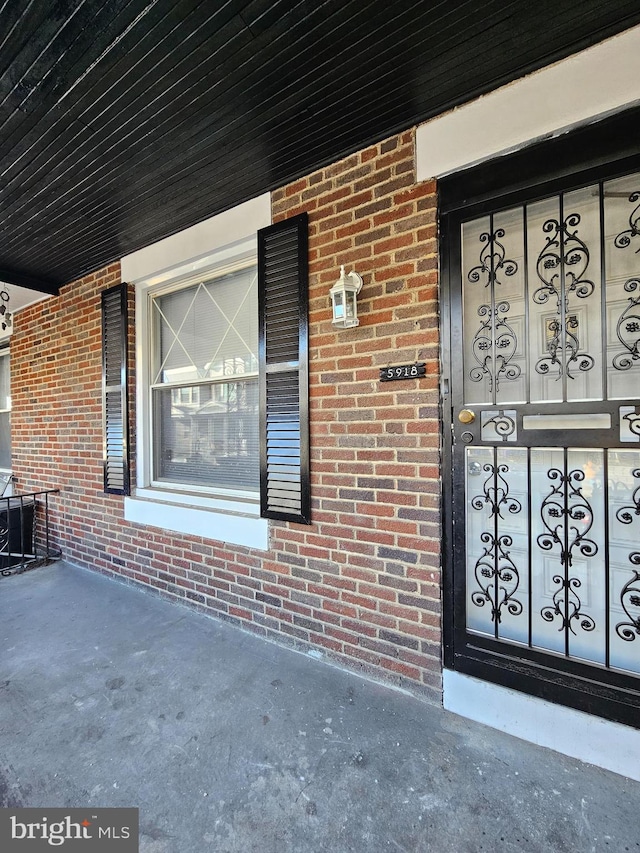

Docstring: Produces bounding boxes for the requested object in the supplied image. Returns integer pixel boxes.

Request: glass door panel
[465,446,529,644]
[461,214,490,407]
[456,169,640,692]
[462,209,526,406]
[527,188,603,404]
[530,448,605,664]
[527,196,562,404]
[604,175,640,399]
[608,450,640,675]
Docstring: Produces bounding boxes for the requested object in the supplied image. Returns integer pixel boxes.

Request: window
[0,349,11,471]
[122,197,309,546]
[149,262,259,496]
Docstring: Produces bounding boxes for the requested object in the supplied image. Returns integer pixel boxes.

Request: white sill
[124,488,269,550]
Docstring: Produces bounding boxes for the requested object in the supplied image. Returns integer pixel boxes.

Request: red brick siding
[11,129,442,700]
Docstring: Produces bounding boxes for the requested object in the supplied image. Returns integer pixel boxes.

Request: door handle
[458,409,476,424]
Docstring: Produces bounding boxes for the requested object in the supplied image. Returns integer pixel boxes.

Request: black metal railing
[0,489,61,577]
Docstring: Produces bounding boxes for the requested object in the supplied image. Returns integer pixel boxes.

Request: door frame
[439,106,640,727]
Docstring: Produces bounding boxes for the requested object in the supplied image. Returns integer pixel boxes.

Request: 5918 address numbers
[379,363,426,382]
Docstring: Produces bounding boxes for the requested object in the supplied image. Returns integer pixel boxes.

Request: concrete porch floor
[1,562,639,853]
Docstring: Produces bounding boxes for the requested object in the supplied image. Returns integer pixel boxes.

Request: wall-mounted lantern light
[0,290,11,332]
[329,265,363,328]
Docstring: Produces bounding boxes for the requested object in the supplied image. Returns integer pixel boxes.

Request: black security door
[442,155,640,726]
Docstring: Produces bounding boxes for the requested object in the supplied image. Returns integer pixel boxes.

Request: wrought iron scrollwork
[472,462,522,518]
[614,190,640,252]
[616,566,640,642]
[613,278,640,371]
[470,301,521,391]
[541,574,596,634]
[622,410,640,439]
[616,468,640,526]
[470,462,523,625]
[615,468,640,641]
[468,229,518,287]
[533,214,595,380]
[472,532,523,624]
[467,228,520,393]
[482,410,516,442]
[538,467,597,634]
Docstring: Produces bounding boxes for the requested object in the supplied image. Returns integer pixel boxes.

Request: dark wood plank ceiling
[1,0,639,292]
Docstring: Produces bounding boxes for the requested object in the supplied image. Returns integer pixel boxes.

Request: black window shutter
[101,283,130,496]
[258,213,310,524]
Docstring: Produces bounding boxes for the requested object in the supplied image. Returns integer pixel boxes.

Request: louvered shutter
[101,283,130,495]
[258,213,310,524]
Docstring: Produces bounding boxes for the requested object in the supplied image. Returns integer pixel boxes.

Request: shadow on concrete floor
[1,561,639,853]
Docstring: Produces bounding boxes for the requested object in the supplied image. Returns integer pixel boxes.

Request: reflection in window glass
[150,265,259,494]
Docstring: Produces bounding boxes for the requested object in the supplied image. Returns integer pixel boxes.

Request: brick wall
[270,129,441,694]
[11,129,442,700]
[11,265,124,558]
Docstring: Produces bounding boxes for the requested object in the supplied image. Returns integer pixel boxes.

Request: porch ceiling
[1,1,640,294]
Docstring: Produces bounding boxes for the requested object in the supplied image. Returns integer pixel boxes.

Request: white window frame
[122,194,271,549]
[144,254,259,501]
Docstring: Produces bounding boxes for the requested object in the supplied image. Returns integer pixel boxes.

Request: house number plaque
[379,363,426,382]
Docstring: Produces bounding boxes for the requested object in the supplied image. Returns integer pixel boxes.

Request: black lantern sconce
[0,290,11,332]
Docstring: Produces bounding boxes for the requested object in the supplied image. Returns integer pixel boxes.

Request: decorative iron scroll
[616,568,640,642]
[615,468,640,641]
[470,461,523,624]
[470,302,521,391]
[467,228,520,392]
[622,410,640,440]
[614,190,640,252]
[481,410,516,442]
[471,532,523,624]
[613,278,640,371]
[472,462,522,519]
[616,468,640,526]
[533,214,595,380]
[538,467,597,634]
[468,228,518,288]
